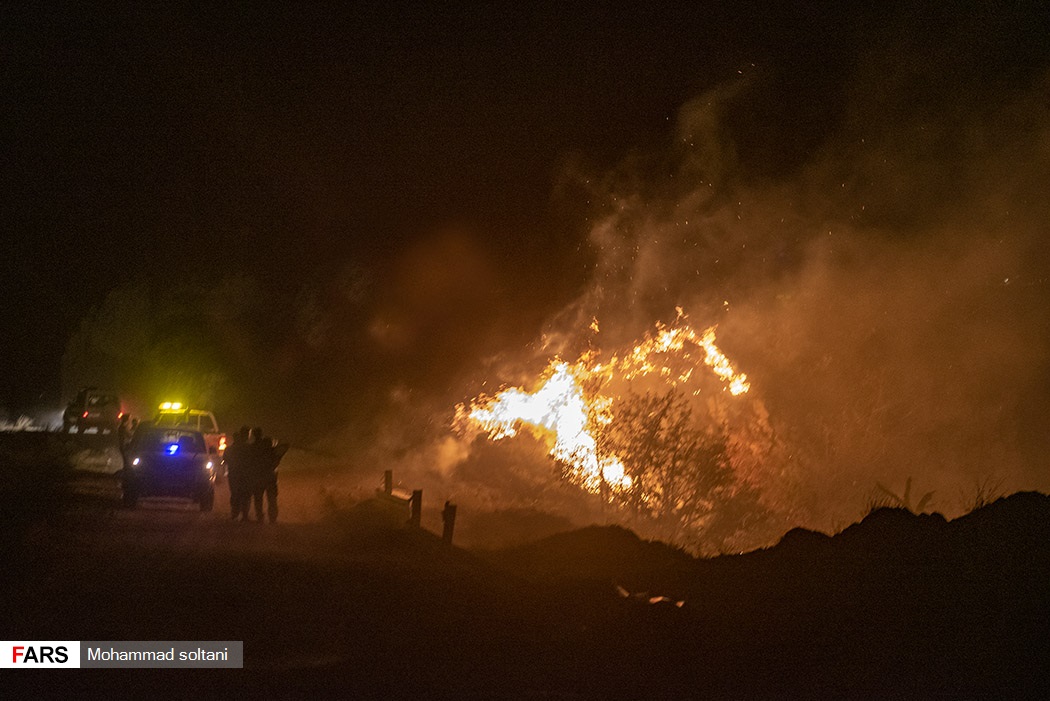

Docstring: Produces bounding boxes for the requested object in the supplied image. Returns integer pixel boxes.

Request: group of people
[222,426,287,523]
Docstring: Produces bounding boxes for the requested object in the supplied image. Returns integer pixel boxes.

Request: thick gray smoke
[546,68,1050,528]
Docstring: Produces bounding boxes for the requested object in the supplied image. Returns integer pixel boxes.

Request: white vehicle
[153,403,227,458]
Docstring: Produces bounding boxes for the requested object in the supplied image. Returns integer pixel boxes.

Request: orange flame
[456,311,750,495]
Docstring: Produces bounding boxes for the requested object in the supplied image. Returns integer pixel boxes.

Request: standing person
[267,436,288,522]
[249,426,286,523]
[224,426,251,521]
[116,414,133,469]
[248,427,272,523]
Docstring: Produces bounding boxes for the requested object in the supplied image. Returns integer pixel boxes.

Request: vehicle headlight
[205,461,214,471]
[131,457,141,466]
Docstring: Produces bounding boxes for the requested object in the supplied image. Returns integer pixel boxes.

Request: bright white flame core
[465,362,628,491]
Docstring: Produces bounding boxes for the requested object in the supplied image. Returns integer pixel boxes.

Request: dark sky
[3,1,1049,414]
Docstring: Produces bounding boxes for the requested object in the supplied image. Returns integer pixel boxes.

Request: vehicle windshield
[155,413,191,428]
[132,429,205,454]
[86,394,118,406]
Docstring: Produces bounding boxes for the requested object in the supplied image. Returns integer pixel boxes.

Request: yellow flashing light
[159,401,184,412]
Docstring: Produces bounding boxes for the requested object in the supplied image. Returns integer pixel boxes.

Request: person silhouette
[223,426,252,521]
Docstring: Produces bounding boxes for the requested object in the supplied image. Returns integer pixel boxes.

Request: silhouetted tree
[596,389,769,549]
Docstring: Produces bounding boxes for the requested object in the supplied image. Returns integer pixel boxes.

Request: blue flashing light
[166,443,179,455]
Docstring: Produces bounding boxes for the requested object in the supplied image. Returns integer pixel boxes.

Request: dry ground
[2,431,1049,699]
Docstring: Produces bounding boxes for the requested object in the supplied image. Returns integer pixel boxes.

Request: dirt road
[2,438,573,698]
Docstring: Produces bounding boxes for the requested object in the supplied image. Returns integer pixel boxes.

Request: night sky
[4,1,1050,454]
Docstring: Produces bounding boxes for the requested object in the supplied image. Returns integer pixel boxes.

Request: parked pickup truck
[152,403,227,458]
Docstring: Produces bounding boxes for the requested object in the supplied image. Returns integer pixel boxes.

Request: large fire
[455,309,750,496]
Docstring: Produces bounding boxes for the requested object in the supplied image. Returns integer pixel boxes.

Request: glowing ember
[455,311,750,495]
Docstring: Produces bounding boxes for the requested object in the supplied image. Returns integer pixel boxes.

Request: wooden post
[409,490,422,527]
[441,501,457,544]
[383,469,393,495]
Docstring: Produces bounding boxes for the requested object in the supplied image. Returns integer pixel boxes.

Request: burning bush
[597,389,773,551]
[454,311,785,553]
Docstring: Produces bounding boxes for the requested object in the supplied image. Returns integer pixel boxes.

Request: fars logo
[1,641,81,668]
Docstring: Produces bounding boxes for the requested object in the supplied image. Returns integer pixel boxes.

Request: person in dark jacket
[223,426,252,521]
[249,426,287,523]
[116,414,133,469]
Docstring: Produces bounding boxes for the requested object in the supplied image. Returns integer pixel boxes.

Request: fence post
[409,490,422,527]
[383,470,393,495]
[441,501,457,544]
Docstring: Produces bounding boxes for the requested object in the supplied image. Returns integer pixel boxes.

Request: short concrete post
[409,489,422,527]
[383,470,393,495]
[441,501,457,544]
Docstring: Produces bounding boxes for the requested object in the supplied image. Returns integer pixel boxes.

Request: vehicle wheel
[199,489,215,512]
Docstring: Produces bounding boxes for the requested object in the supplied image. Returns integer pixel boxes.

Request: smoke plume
[542,64,1050,528]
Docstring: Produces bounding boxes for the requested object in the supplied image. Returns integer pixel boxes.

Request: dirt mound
[454,507,575,550]
[488,524,700,599]
[951,490,1050,539]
